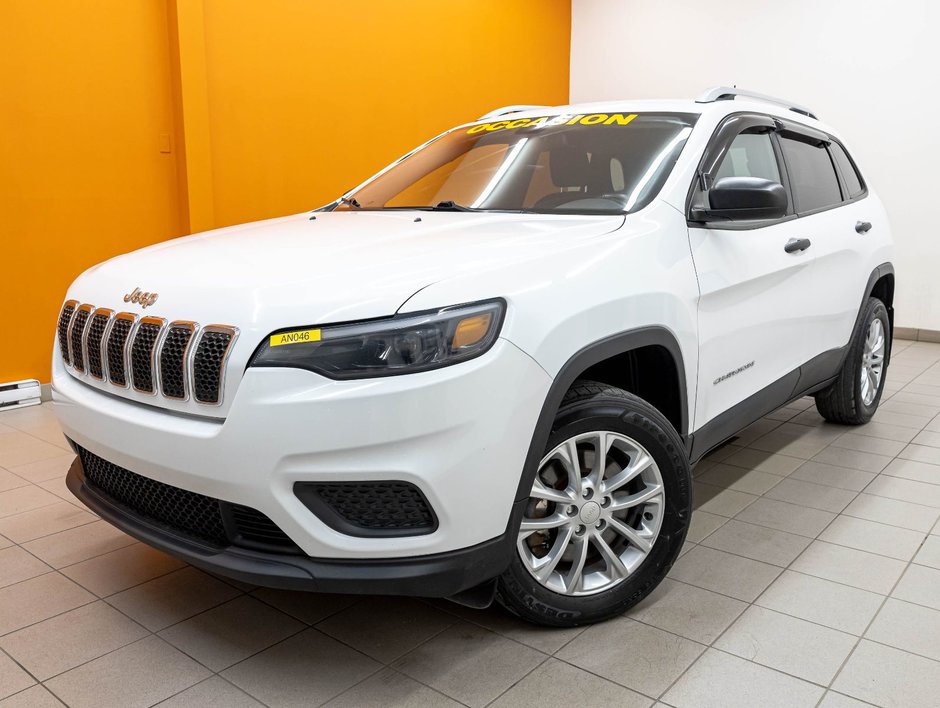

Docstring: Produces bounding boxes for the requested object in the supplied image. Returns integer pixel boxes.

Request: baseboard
[895,326,940,343]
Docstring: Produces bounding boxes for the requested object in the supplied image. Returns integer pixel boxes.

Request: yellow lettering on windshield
[467,113,637,134]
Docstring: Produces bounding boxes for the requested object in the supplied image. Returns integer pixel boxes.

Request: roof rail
[477,104,548,120]
[696,86,818,120]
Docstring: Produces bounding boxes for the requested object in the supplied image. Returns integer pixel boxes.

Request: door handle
[856,221,873,234]
[784,238,812,253]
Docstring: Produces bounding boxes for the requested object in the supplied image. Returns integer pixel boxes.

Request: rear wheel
[815,297,890,424]
[496,381,691,626]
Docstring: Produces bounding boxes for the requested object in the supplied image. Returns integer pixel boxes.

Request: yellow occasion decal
[269,329,321,347]
[467,113,637,134]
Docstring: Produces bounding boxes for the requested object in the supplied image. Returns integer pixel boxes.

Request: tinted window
[715,132,780,183]
[779,136,842,212]
[830,142,864,199]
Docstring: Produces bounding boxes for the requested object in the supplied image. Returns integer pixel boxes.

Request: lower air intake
[294,481,438,537]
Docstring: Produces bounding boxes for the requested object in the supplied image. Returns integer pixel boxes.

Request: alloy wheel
[517,431,665,596]
[860,318,886,406]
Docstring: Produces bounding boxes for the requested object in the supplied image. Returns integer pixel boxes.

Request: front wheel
[496,381,691,627]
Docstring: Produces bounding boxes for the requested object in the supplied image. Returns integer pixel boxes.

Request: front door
[689,114,817,433]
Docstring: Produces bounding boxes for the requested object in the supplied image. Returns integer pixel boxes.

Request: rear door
[688,114,818,432]
[778,131,876,361]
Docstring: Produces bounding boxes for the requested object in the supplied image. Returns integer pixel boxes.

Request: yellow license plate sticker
[269,329,321,347]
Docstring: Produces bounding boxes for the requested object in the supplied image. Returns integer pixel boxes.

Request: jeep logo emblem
[123,287,159,309]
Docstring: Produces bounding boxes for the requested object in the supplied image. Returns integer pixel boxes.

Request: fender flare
[511,326,688,507]
[849,262,895,368]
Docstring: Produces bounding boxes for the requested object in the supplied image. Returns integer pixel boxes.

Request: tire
[496,380,692,627]
[815,297,890,425]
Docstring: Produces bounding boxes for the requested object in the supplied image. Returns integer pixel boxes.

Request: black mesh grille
[106,318,133,386]
[159,326,195,399]
[69,309,90,373]
[80,445,227,545]
[86,314,110,379]
[230,505,299,549]
[193,331,232,403]
[131,322,162,393]
[302,482,436,532]
[77,445,298,552]
[57,303,76,364]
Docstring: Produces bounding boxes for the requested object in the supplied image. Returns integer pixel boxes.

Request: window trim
[687,112,869,230]
[828,139,868,203]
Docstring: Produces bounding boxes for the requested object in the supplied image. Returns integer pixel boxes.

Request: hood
[71,210,625,327]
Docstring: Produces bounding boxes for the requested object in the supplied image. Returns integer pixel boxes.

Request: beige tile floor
[1,340,940,707]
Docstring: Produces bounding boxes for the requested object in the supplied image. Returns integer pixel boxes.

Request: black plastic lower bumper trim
[66,456,515,597]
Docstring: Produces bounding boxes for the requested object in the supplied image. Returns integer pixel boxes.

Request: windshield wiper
[337,196,362,209]
[426,200,474,211]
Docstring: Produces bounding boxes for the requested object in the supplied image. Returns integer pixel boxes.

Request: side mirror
[692,176,788,222]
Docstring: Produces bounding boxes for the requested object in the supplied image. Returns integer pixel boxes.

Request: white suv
[52,87,894,626]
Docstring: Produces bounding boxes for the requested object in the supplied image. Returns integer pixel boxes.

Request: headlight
[249,299,505,379]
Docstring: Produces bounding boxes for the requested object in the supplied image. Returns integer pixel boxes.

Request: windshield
[336,112,697,215]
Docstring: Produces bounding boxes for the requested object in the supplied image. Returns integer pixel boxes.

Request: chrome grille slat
[68,305,93,374]
[85,309,113,380]
[56,301,236,406]
[57,300,78,365]
[157,322,198,400]
[192,326,237,405]
[106,314,136,387]
[130,318,166,394]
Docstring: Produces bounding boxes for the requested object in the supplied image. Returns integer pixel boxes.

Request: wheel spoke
[592,533,628,580]
[609,483,663,511]
[607,516,653,554]
[601,450,652,495]
[586,431,612,488]
[551,439,582,494]
[530,478,574,505]
[532,525,574,581]
[563,536,589,593]
[520,513,570,533]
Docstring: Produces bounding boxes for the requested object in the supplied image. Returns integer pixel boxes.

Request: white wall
[571,0,940,331]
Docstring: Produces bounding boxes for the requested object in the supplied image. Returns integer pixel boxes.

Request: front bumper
[66,455,512,596]
[52,339,550,560]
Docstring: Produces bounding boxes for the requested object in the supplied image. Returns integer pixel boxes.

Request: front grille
[159,324,195,399]
[130,320,163,393]
[86,311,111,379]
[57,300,77,364]
[69,306,92,373]
[295,481,437,537]
[192,330,233,404]
[77,445,299,552]
[106,316,134,386]
[56,301,237,406]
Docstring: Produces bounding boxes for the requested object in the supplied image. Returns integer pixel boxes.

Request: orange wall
[1,0,182,384]
[199,0,572,227]
[0,0,571,383]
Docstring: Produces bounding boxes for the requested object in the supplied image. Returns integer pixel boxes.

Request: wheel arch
[513,327,688,506]
[858,262,895,366]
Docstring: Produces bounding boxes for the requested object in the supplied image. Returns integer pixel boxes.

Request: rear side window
[779,136,842,213]
[830,142,864,199]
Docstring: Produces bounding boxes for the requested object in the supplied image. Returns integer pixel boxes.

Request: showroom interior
[2,0,940,706]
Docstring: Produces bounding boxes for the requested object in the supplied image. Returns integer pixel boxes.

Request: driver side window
[715,132,780,183]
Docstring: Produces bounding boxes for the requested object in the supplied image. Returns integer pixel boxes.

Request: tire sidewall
[500,395,691,625]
